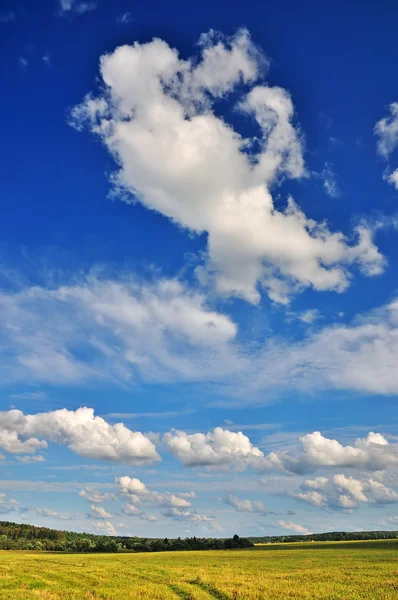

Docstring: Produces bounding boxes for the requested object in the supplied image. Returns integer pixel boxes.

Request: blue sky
[0,0,398,537]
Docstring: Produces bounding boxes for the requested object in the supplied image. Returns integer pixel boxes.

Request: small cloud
[74,2,97,14]
[42,54,51,66]
[276,519,310,534]
[375,102,398,159]
[79,487,117,503]
[118,12,132,24]
[36,507,80,520]
[122,503,157,522]
[225,494,276,515]
[58,0,97,15]
[16,455,46,463]
[91,520,117,535]
[383,168,398,191]
[329,137,343,150]
[299,309,320,324]
[18,57,28,68]
[0,10,15,22]
[87,504,112,519]
[0,495,24,515]
[319,163,340,198]
[375,103,398,190]
[387,515,398,524]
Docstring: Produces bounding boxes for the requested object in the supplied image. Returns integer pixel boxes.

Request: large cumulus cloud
[71,29,384,305]
[0,407,159,464]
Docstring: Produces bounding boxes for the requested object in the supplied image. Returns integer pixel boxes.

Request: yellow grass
[0,539,397,599]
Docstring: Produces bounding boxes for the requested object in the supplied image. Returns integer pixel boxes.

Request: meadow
[0,539,397,600]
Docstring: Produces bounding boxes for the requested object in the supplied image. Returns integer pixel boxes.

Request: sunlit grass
[0,539,397,599]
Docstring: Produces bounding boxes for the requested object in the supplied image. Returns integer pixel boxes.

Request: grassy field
[0,539,397,600]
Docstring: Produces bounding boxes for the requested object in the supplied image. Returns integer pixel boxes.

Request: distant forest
[248,530,398,544]
[0,521,396,553]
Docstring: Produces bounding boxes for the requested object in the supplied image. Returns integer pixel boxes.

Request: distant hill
[0,521,396,553]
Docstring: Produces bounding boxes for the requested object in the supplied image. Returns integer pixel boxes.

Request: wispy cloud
[375,103,398,190]
[225,494,276,515]
[117,12,132,24]
[58,0,97,16]
[276,519,310,534]
[313,163,340,198]
[2,273,398,399]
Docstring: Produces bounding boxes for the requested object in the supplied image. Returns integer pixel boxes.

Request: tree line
[248,530,398,544]
[0,522,252,552]
[0,521,396,553]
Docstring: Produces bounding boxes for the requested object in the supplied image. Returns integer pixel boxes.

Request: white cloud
[161,507,214,522]
[294,474,398,509]
[292,490,325,507]
[122,503,157,521]
[375,103,398,190]
[71,29,383,305]
[116,475,193,508]
[58,0,97,15]
[375,103,398,158]
[115,476,212,523]
[298,309,320,324]
[250,298,398,396]
[118,12,132,24]
[266,431,398,474]
[88,504,112,519]
[0,407,159,464]
[0,495,22,515]
[276,520,310,534]
[115,476,194,510]
[315,163,340,198]
[18,57,28,68]
[387,515,398,524]
[116,476,148,496]
[91,520,116,535]
[4,274,398,398]
[79,487,116,503]
[36,508,80,520]
[385,168,398,190]
[164,427,268,470]
[16,455,45,463]
[225,494,275,515]
[0,275,238,386]
[0,427,47,455]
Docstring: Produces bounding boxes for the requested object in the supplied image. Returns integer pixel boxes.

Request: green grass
[0,539,397,599]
